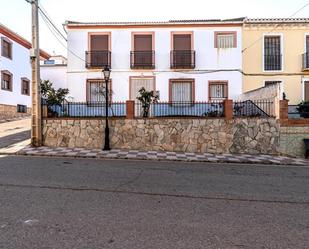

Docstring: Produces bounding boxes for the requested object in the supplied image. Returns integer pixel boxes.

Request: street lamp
[103,66,111,150]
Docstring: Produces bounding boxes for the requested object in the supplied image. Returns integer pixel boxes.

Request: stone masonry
[43,118,280,155]
[0,104,31,120]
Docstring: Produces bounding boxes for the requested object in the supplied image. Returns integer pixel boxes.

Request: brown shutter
[90,35,109,51]
[3,73,10,82]
[307,36,309,52]
[134,35,152,51]
[173,34,191,50]
[305,81,309,101]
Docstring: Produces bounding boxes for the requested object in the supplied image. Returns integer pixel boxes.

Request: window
[1,37,12,59]
[215,32,237,48]
[17,104,27,113]
[171,32,195,69]
[86,79,112,103]
[169,79,194,103]
[131,33,154,69]
[21,78,30,95]
[264,36,282,71]
[209,81,228,100]
[1,70,13,91]
[264,81,281,87]
[86,33,111,68]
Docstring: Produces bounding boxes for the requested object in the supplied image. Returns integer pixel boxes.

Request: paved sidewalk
[15,146,309,166]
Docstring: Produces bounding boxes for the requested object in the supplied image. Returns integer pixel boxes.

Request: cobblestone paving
[16,146,309,166]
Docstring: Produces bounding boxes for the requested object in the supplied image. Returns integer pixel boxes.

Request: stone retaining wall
[0,104,31,120]
[43,118,280,155]
[280,126,309,158]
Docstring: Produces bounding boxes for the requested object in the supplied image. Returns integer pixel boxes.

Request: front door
[130,77,155,116]
[305,81,309,101]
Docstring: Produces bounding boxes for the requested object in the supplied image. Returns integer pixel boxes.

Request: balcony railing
[130,51,155,69]
[302,52,309,71]
[85,51,111,69]
[264,54,282,71]
[170,50,195,69]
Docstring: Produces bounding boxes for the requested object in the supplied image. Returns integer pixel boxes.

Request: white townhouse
[41,55,67,90]
[64,18,244,103]
[0,23,50,119]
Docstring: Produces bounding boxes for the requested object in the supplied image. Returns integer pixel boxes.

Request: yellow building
[243,18,309,104]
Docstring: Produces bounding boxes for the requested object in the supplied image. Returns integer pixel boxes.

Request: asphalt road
[0,156,308,249]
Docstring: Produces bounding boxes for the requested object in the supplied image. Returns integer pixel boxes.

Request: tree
[136,87,158,117]
[41,80,69,116]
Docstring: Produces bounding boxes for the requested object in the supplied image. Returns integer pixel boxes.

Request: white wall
[41,65,67,90]
[0,32,31,107]
[66,26,243,102]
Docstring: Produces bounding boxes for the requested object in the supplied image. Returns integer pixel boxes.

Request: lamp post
[103,66,111,150]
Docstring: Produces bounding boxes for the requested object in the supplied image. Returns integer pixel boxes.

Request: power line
[38,5,67,41]
[242,1,309,53]
[39,11,86,62]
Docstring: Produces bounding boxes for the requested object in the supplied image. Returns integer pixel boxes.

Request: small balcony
[170,50,195,69]
[302,52,309,71]
[85,51,111,69]
[264,54,282,71]
[130,51,155,69]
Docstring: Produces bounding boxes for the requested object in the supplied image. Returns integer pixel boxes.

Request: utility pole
[30,0,42,147]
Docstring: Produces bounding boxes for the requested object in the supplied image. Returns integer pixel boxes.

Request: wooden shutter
[306,36,309,52]
[173,34,191,50]
[134,35,152,51]
[90,35,109,51]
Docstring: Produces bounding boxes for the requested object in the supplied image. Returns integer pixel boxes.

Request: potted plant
[297,101,309,118]
[136,87,158,117]
[41,80,69,117]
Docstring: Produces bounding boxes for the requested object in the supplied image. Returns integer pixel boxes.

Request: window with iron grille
[17,104,27,113]
[215,32,236,48]
[1,71,13,91]
[86,79,112,103]
[21,78,30,95]
[170,79,194,103]
[1,37,12,59]
[264,81,281,87]
[209,82,228,100]
[264,36,282,71]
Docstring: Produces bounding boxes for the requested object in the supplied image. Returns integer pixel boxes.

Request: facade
[41,55,67,90]
[0,23,50,119]
[64,19,243,103]
[243,18,309,105]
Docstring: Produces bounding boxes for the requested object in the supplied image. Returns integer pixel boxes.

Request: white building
[41,55,67,90]
[64,19,244,103]
[0,23,50,119]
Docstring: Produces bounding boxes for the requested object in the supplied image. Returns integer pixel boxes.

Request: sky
[0,0,309,56]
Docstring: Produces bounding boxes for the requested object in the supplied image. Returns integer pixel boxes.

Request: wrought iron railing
[135,101,224,117]
[302,52,309,70]
[43,101,126,118]
[85,51,111,69]
[233,100,274,117]
[130,51,155,69]
[264,54,282,71]
[170,50,195,69]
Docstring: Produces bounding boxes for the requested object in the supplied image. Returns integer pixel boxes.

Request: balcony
[170,50,195,69]
[264,54,282,71]
[85,51,111,69]
[130,51,155,69]
[302,52,309,71]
